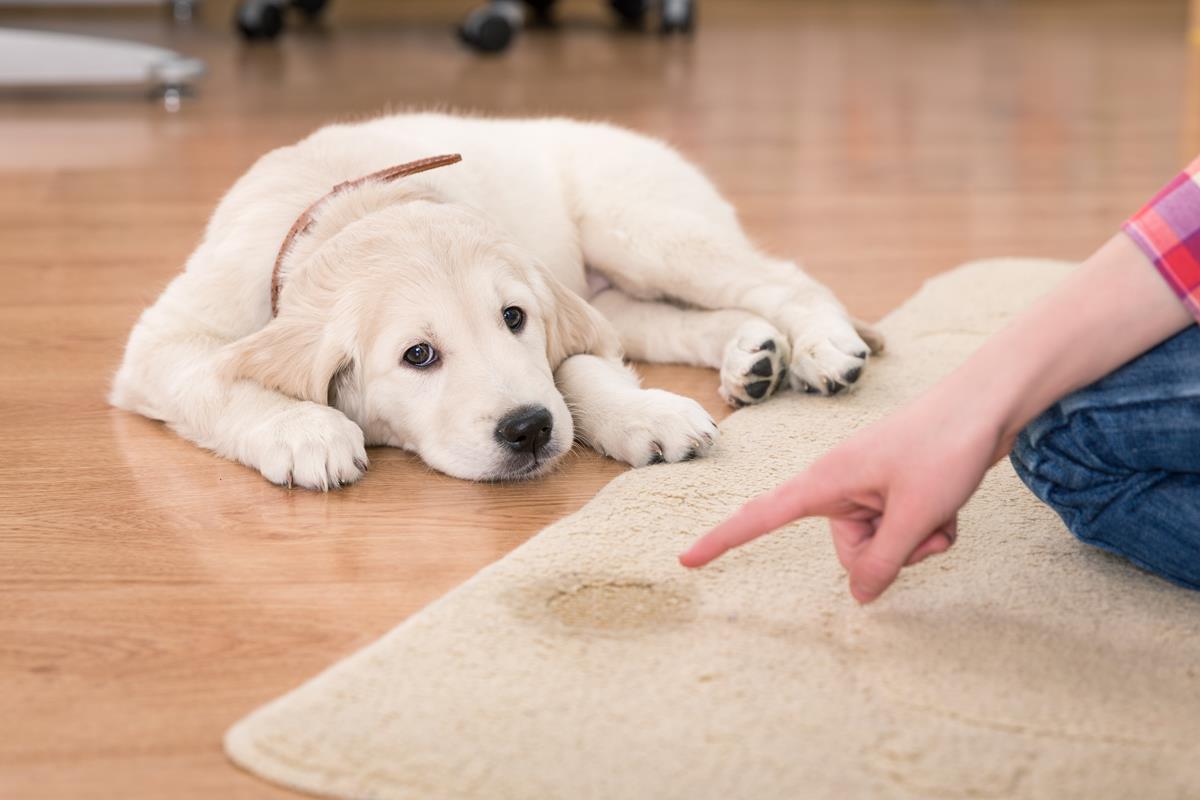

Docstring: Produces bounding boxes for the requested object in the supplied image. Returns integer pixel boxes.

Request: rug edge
[221,257,1080,795]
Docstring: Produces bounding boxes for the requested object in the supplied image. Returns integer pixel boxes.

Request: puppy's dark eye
[402,343,437,368]
[503,306,525,333]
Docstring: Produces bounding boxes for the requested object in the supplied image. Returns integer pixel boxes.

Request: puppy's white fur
[112,113,879,489]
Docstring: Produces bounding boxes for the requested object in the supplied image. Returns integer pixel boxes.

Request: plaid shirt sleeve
[1122,156,1200,322]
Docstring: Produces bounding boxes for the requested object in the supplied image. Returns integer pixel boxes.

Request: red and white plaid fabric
[1123,156,1200,322]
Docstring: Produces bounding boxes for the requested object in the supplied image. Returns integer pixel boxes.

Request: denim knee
[1011,407,1200,590]
[1010,408,1123,542]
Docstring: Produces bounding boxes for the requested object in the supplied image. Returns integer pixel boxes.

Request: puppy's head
[226,199,617,481]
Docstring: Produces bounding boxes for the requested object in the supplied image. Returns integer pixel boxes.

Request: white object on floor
[226,259,1200,800]
[0,28,203,98]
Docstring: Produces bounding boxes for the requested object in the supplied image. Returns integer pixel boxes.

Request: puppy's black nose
[495,405,553,454]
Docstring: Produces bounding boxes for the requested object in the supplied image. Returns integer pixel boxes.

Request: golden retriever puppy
[111,113,881,489]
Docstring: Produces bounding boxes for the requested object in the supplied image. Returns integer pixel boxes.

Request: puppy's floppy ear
[222,315,353,406]
[535,269,622,368]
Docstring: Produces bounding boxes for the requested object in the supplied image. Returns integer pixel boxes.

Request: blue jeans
[1010,324,1200,590]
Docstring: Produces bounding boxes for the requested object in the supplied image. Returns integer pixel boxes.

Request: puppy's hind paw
[786,312,874,397]
[719,319,790,408]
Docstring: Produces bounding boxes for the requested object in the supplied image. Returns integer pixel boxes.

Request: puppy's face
[350,251,574,480]
[230,201,611,481]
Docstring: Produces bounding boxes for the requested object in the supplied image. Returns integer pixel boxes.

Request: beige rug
[226,260,1200,800]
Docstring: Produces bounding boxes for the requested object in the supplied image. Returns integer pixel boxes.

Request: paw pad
[745,380,771,399]
[720,320,790,408]
[784,318,874,397]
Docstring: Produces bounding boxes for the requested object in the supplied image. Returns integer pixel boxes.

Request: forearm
[934,233,1194,458]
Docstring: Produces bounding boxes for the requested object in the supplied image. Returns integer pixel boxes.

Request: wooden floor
[1,1,1195,796]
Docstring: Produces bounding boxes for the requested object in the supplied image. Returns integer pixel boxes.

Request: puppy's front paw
[588,389,719,467]
[247,403,368,490]
[786,311,875,396]
[719,318,791,408]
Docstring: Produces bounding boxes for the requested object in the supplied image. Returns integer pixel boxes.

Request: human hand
[681,234,1197,603]
[678,388,1005,603]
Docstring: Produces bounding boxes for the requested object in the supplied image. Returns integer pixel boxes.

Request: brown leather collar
[270,153,463,317]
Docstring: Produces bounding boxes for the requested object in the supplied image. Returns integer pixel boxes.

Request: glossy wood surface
[0,1,1194,797]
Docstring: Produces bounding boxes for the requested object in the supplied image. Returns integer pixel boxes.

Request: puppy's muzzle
[495,405,554,456]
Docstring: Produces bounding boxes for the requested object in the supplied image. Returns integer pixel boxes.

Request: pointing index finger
[678,471,830,568]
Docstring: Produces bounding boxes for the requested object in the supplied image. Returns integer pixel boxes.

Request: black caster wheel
[660,0,695,34]
[292,0,327,20]
[236,0,284,40]
[460,2,522,53]
[609,0,647,29]
[524,0,556,27]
